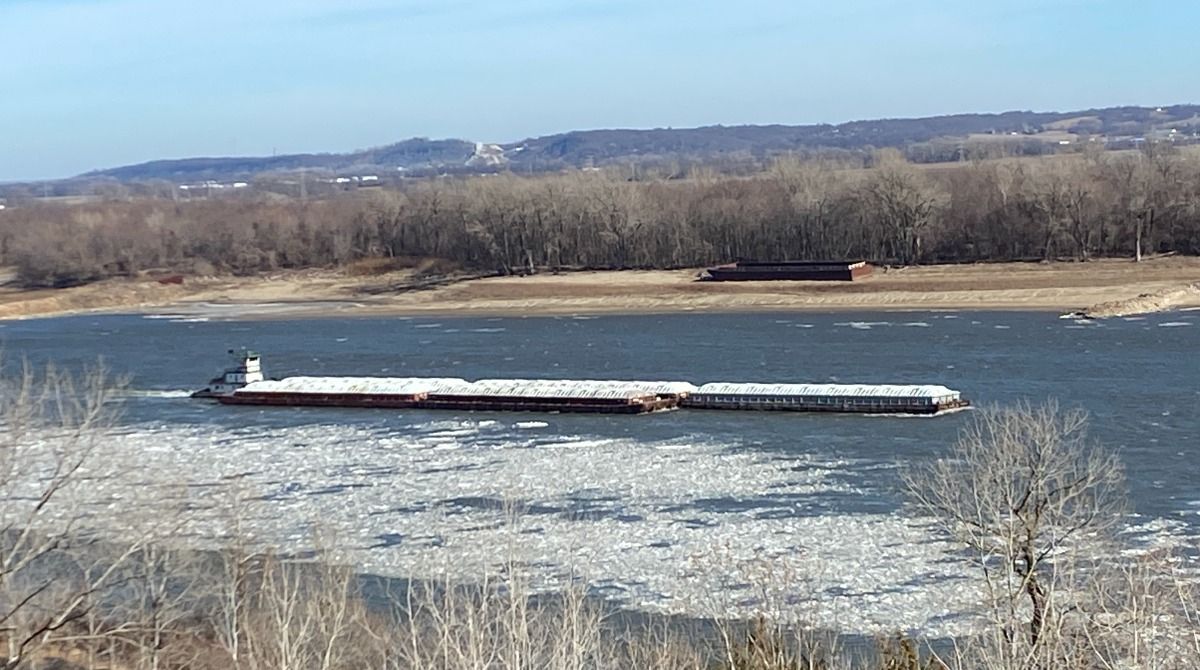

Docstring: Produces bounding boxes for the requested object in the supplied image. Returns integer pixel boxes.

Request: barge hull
[417,398,676,414]
[704,260,873,282]
[218,392,680,414]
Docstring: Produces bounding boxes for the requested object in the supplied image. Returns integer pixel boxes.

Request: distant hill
[81,104,1200,183]
[91,138,478,182]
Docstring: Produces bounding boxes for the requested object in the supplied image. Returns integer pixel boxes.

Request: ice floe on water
[145,302,363,320]
[120,389,194,399]
[835,321,932,330]
[50,420,980,636]
[31,419,1200,638]
[834,321,892,330]
[142,314,209,324]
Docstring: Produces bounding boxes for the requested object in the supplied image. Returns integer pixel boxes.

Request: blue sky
[1,0,1198,181]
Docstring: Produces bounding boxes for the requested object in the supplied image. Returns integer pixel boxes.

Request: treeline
[2,147,1199,287]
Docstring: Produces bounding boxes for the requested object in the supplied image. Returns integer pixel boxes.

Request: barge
[682,382,968,414]
[703,260,873,282]
[193,353,968,416]
[216,376,471,409]
[197,357,688,414]
[417,379,682,414]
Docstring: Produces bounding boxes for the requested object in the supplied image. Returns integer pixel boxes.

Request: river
[4,309,1198,635]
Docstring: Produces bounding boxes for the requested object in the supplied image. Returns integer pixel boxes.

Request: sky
[1,0,1198,181]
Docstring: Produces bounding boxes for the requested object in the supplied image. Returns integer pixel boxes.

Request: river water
[3,309,1198,635]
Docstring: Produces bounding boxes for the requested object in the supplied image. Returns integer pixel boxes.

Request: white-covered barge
[417,379,685,414]
[218,376,474,409]
[681,383,968,414]
[194,353,967,416]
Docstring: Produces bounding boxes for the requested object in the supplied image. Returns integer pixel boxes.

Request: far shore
[3,258,1200,322]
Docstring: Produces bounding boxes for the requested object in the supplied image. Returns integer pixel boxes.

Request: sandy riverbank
[3,258,1200,321]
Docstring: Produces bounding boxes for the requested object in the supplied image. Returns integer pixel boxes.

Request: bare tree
[0,361,169,669]
[904,401,1126,668]
[861,152,940,264]
[1072,548,1200,670]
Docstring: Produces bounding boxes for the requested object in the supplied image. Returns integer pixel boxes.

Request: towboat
[191,350,265,398]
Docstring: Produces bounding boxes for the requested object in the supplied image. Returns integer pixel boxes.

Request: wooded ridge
[2,147,1197,289]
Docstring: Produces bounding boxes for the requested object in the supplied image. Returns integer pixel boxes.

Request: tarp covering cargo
[236,377,695,401]
[237,376,474,397]
[462,380,661,401]
[472,379,697,398]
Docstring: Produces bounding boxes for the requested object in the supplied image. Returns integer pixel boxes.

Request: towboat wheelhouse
[191,350,264,398]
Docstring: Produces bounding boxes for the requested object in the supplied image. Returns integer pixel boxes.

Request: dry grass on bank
[3,257,1200,321]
